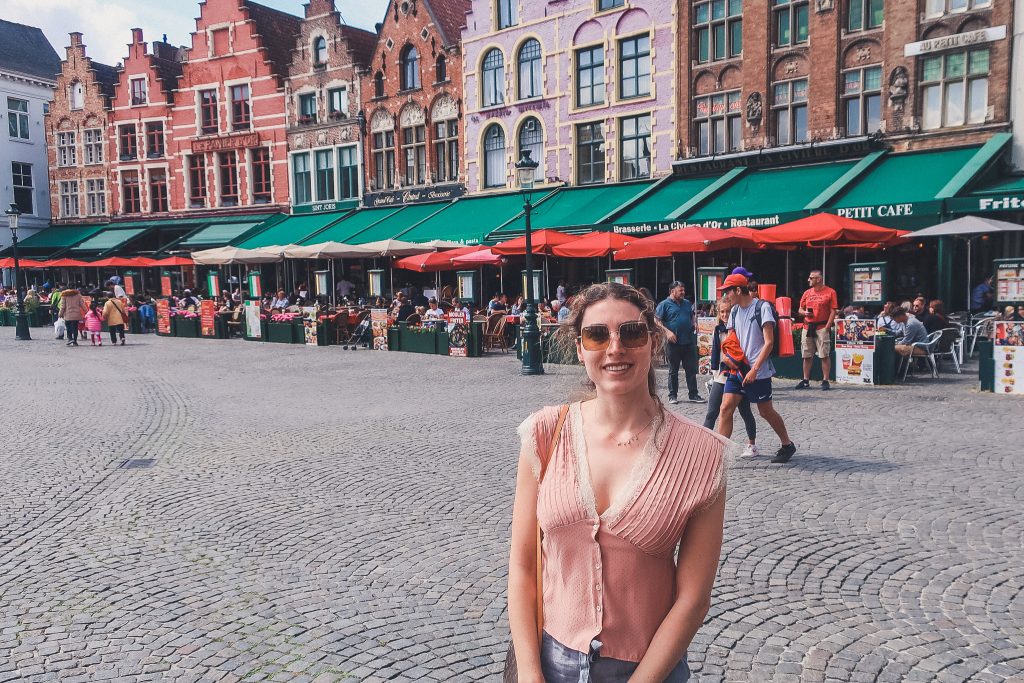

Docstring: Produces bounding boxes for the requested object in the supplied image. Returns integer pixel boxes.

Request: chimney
[132,28,144,44]
[69,32,83,47]
[306,0,337,18]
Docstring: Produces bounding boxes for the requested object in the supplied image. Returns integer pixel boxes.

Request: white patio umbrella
[903,216,1024,309]
[283,242,378,259]
[191,247,283,265]
[356,239,436,257]
[415,239,465,250]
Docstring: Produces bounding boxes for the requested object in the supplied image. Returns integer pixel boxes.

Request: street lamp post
[6,204,31,341]
[515,150,543,376]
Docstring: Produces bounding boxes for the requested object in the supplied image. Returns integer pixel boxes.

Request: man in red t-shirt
[796,270,839,390]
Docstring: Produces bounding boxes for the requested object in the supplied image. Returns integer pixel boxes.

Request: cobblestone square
[0,334,1022,682]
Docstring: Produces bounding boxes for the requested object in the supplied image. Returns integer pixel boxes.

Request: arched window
[313,36,327,66]
[400,45,420,90]
[374,71,385,98]
[436,55,448,83]
[517,39,542,100]
[70,81,84,110]
[517,117,544,181]
[483,124,506,188]
[482,48,505,107]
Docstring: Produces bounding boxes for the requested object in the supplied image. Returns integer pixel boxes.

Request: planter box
[267,321,301,344]
[245,319,269,342]
[0,309,14,326]
[399,324,439,354]
[128,310,142,334]
[175,317,200,338]
[387,326,400,351]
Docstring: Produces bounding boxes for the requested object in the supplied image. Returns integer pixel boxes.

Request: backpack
[729,299,784,359]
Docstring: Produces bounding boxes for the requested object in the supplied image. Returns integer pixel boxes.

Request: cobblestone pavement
[0,333,1022,683]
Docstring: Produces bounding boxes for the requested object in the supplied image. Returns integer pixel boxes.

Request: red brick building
[46,33,118,225]
[285,0,376,212]
[359,0,471,207]
[675,0,1012,159]
[167,0,300,216]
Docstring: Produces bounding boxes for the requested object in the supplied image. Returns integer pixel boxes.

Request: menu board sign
[696,317,717,376]
[160,274,173,297]
[994,259,1024,304]
[200,300,216,337]
[371,309,389,351]
[834,319,876,385]
[448,310,469,357]
[245,301,262,338]
[993,321,1024,395]
[302,307,318,346]
[849,262,885,304]
[156,299,171,335]
[123,274,135,297]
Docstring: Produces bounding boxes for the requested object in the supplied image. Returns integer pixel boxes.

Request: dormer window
[313,36,327,66]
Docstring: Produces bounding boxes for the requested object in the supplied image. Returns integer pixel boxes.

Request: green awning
[397,192,535,245]
[179,221,267,248]
[946,174,1024,215]
[235,212,351,249]
[14,223,108,251]
[299,207,402,244]
[686,162,857,228]
[348,202,452,244]
[612,176,723,227]
[970,175,1024,195]
[70,227,150,253]
[491,183,654,238]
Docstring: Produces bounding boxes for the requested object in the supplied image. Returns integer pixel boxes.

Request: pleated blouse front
[518,402,727,663]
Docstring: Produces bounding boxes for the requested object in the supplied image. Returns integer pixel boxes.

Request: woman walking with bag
[507,282,729,683]
[58,287,86,347]
[102,294,128,345]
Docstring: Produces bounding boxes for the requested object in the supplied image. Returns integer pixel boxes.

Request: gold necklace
[615,414,657,447]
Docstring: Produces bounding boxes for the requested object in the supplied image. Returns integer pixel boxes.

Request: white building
[0,19,60,254]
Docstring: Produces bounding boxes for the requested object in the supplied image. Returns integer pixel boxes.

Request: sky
[3,0,390,66]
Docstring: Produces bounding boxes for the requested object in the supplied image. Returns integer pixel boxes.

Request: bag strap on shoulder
[534,403,569,640]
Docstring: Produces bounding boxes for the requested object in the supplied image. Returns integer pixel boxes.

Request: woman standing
[703,298,758,456]
[508,282,728,682]
[102,294,128,345]
[58,288,86,347]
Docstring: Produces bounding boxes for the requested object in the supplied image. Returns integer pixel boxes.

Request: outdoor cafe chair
[483,312,509,353]
[225,308,244,337]
[935,327,963,374]
[899,330,943,382]
[967,317,995,359]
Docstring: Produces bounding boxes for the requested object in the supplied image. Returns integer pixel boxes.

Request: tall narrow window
[402,125,426,185]
[130,78,148,106]
[374,71,385,98]
[694,0,742,63]
[149,170,168,213]
[146,121,165,157]
[497,0,518,29]
[483,125,506,188]
[772,78,809,145]
[11,162,33,214]
[920,49,989,129]
[774,0,809,47]
[298,93,317,124]
[315,149,335,200]
[57,132,77,167]
[576,122,605,185]
[619,34,651,99]
[200,89,218,134]
[231,84,251,130]
[328,87,348,117]
[86,178,106,215]
[518,39,542,100]
[338,146,359,199]
[7,98,29,140]
[434,119,459,182]
[436,55,448,83]
[251,147,272,203]
[59,180,80,218]
[598,0,625,8]
[694,91,743,156]
[122,171,141,214]
[373,131,396,189]
[925,0,989,17]
[218,151,239,206]
[70,82,84,110]
[400,45,420,90]
[848,0,883,31]
[842,66,882,136]
[188,155,208,208]
[313,36,327,66]
[292,152,312,204]
[482,49,506,107]
[576,46,605,107]
[620,114,651,180]
[119,124,138,159]
[517,118,544,181]
[84,129,104,164]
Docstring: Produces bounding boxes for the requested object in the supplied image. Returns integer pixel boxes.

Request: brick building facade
[675,0,1012,161]
[285,0,376,212]
[45,33,117,225]
[461,0,678,193]
[359,0,471,207]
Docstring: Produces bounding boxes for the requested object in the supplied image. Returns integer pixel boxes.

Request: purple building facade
[461,0,678,194]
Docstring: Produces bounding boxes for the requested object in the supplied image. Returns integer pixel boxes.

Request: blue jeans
[541,632,690,683]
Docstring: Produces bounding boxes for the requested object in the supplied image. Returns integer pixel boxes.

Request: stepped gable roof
[150,43,185,96]
[338,25,377,67]
[91,62,120,99]
[0,19,61,82]
[243,0,302,76]
[424,0,471,48]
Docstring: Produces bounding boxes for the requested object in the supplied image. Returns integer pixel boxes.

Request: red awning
[753,214,907,246]
[88,257,139,267]
[551,232,631,258]
[43,258,91,267]
[490,229,581,256]
[614,227,754,261]
[394,246,479,272]
[0,258,45,268]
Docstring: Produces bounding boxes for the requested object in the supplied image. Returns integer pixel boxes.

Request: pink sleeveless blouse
[518,402,727,663]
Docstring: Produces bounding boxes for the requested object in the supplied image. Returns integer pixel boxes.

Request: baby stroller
[348,317,372,348]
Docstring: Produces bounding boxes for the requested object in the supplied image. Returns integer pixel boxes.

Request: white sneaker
[741,444,759,457]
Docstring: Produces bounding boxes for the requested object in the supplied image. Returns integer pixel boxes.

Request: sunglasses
[579,321,650,351]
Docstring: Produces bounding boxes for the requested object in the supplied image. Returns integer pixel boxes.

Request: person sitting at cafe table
[392,292,415,321]
[180,289,199,309]
[424,298,445,321]
[971,275,994,313]
[510,295,524,316]
[487,292,508,313]
[551,298,571,324]
[891,307,930,360]
[270,290,290,311]
[450,298,471,319]
[919,299,949,334]
[876,301,898,332]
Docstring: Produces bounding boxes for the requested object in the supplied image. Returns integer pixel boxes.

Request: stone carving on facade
[370,109,394,132]
[431,94,458,121]
[746,92,763,126]
[815,0,834,12]
[399,104,425,128]
[785,59,799,76]
[317,130,328,146]
[294,134,306,149]
[888,66,909,112]
[856,45,872,63]
[340,126,351,142]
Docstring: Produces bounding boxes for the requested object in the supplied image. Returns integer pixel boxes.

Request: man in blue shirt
[655,281,703,404]
[971,276,993,312]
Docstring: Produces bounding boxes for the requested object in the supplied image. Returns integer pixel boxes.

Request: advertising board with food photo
[993,321,1024,395]
[448,310,469,357]
[302,307,318,346]
[696,316,716,376]
[371,309,389,351]
[156,299,172,335]
[834,319,876,385]
[200,300,216,337]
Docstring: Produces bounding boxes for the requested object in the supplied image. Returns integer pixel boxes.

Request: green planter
[978,339,995,392]
[387,326,400,351]
[399,323,439,354]
[316,320,333,346]
[0,309,12,326]
[175,317,200,338]
[128,310,142,334]
[245,319,269,341]
[267,321,301,344]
